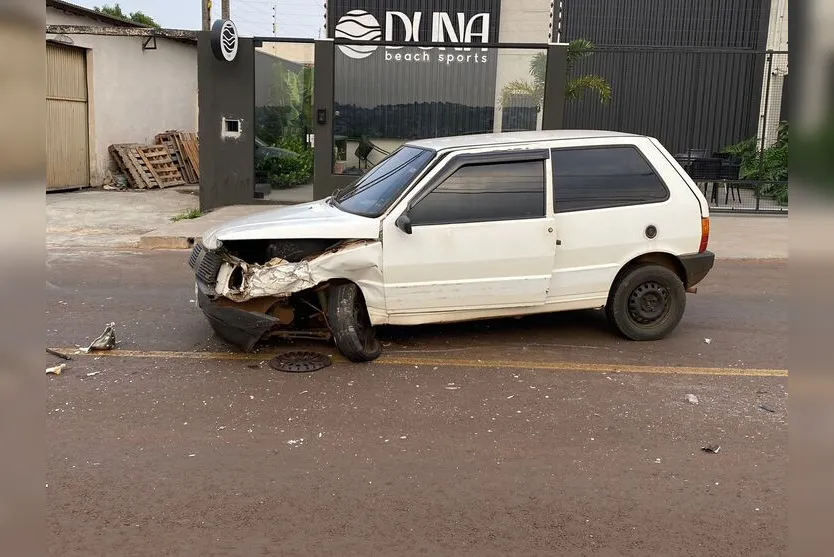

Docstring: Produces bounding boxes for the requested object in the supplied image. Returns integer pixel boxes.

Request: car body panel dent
[213,240,385,315]
[202,200,380,249]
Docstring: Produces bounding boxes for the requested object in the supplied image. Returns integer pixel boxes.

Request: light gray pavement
[48,188,788,258]
[47,188,198,250]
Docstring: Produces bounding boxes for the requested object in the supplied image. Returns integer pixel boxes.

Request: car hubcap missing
[628,281,670,325]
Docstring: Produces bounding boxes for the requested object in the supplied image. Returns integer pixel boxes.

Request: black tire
[327,283,382,362]
[606,264,686,341]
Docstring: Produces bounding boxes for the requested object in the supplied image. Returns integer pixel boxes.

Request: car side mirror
[395,213,413,235]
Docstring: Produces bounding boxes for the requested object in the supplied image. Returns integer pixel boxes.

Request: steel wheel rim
[627,281,671,326]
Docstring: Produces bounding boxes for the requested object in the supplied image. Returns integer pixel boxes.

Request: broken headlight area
[211,238,356,303]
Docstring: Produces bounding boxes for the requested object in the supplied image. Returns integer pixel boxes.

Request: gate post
[313,39,336,201]
[541,43,568,130]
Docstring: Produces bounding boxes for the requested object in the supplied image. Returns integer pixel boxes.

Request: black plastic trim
[197,290,278,352]
[679,250,716,288]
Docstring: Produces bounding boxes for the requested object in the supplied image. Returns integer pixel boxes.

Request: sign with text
[328,0,502,139]
[329,0,501,65]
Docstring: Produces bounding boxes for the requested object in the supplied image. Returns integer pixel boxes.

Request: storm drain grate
[269,351,332,373]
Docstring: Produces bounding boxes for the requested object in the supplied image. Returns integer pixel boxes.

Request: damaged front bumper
[191,241,297,352]
[189,239,384,352]
[196,286,280,352]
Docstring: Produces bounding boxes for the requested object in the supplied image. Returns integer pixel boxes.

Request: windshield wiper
[329,187,343,204]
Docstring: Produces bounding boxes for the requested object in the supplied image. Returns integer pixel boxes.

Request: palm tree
[499,39,612,110]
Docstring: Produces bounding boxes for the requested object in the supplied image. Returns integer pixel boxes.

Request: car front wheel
[327,283,382,362]
[606,264,687,341]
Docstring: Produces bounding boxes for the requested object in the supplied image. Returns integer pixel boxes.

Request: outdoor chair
[355,137,390,170]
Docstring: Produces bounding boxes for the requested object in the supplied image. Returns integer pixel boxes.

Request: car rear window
[551,146,668,213]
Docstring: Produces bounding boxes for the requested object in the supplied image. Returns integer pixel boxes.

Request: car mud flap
[198,290,279,352]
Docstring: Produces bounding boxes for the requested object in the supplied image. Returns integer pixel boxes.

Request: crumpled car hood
[202,200,380,249]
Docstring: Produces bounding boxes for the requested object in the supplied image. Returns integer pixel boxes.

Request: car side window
[551,146,669,213]
[409,160,545,226]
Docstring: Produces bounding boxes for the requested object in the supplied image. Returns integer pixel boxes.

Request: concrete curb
[139,234,199,250]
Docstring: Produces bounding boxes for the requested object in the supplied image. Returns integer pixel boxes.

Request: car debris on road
[701,444,721,454]
[46,348,72,361]
[83,323,117,353]
[46,364,66,375]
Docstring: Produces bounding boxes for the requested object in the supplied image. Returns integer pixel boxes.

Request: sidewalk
[47,188,198,250]
[48,189,788,259]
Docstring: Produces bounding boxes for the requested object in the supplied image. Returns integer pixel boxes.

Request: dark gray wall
[561,0,771,48]
[198,33,256,211]
[560,0,773,156]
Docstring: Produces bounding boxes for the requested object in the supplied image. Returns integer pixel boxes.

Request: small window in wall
[551,146,668,213]
[410,160,546,226]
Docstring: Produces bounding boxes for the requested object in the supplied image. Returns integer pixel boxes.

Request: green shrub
[171,208,201,222]
[723,121,788,204]
[255,149,313,189]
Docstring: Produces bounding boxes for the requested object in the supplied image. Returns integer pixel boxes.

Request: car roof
[405,130,643,151]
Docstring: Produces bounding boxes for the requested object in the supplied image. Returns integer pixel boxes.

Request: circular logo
[335,10,381,59]
[211,19,239,62]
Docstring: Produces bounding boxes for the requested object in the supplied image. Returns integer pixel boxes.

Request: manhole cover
[269,351,332,373]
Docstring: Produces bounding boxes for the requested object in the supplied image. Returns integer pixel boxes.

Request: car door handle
[556,240,562,246]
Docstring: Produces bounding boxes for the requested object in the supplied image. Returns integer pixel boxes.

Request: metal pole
[222,0,231,20]
[202,0,211,31]
[757,52,774,212]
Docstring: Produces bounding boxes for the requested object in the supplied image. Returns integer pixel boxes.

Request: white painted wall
[767,0,789,51]
[492,0,552,132]
[261,42,315,65]
[758,0,789,147]
[46,8,198,186]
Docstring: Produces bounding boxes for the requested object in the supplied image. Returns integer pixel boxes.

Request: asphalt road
[46,250,788,556]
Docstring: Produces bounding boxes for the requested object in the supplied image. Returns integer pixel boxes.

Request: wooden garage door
[46,43,90,190]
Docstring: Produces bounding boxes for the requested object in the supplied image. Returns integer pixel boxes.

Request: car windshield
[332,146,434,217]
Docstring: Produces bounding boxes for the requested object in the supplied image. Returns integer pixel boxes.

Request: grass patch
[171,208,202,222]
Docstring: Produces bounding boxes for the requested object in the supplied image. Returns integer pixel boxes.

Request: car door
[381,149,557,315]
[548,141,684,305]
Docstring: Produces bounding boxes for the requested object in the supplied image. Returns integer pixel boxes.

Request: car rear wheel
[606,264,686,341]
[327,283,382,362]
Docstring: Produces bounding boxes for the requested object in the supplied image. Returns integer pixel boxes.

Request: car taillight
[699,217,710,253]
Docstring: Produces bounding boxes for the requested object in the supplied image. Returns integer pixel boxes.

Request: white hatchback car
[191,130,714,362]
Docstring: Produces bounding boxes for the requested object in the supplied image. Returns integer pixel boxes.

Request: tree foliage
[94,3,161,28]
[499,39,612,110]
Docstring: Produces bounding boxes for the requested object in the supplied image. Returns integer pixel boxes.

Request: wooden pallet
[109,143,185,188]
[179,132,200,183]
[139,145,185,188]
[109,143,158,189]
[155,132,189,181]
[155,131,199,184]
